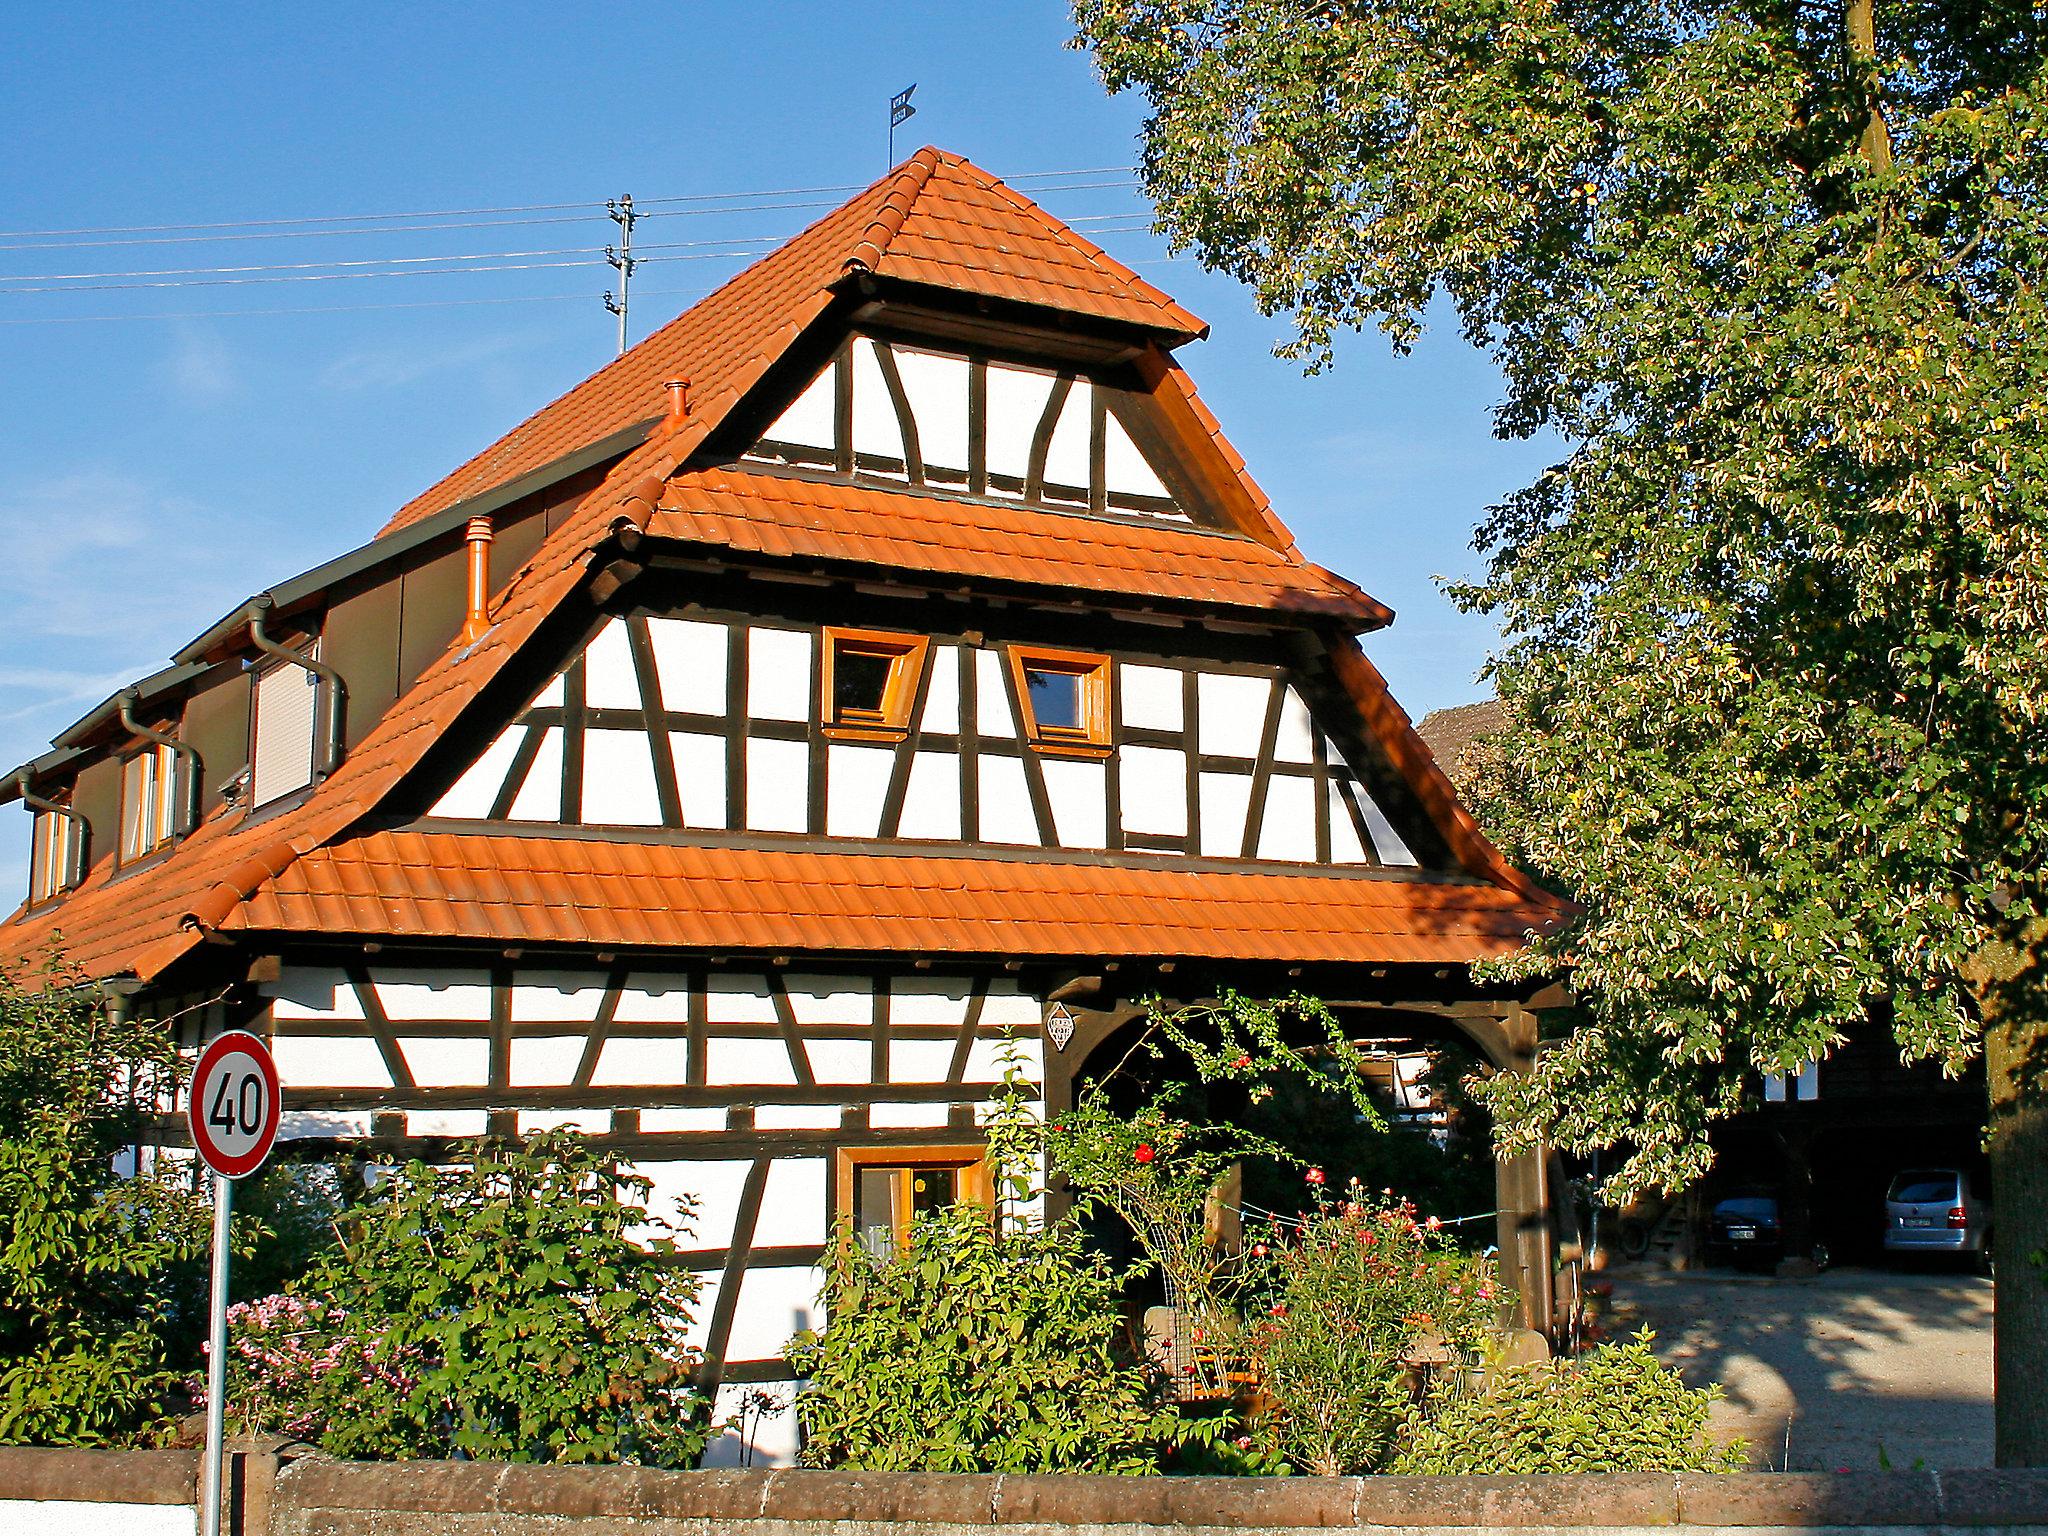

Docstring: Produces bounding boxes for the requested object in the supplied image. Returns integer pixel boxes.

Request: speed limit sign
[187,1030,281,1181]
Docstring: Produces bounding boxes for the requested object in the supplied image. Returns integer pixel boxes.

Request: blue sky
[0,2,1555,892]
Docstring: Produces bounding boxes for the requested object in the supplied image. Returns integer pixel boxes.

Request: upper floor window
[821,627,928,742]
[120,744,179,862]
[250,649,320,808]
[28,807,81,902]
[1009,645,1110,755]
[746,337,1192,522]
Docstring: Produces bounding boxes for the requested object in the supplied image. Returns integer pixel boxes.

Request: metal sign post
[186,1030,282,1536]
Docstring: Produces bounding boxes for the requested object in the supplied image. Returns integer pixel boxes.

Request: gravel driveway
[1606,1264,1994,1471]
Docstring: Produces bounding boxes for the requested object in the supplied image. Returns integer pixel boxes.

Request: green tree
[1076,0,2048,1460]
[0,955,207,1444]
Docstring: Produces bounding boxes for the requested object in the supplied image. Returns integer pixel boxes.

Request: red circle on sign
[187,1030,282,1180]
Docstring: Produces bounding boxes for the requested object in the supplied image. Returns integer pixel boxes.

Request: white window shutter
[251,650,320,807]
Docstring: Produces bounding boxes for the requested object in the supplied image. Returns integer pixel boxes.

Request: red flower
[1305,1167,1326,1186]
[1134,1144,1156,1164]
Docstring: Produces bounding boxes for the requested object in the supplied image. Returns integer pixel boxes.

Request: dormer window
[821,628,928,742]
[1009,645,1110,755]
[746,337,1193,522]
[119,744,179,862]
[28,807,81,902]
[250,649,321,808]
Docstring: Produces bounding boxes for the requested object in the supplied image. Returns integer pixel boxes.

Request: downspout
[246,596,347,776]
[15,771,90,888]
[116,689,203,837]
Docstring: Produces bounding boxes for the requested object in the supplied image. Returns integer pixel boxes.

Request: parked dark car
[1884,1168,1992,1273]
[1705,1192,1829,1270]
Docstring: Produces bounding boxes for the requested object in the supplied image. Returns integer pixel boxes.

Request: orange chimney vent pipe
[461,515,494,644]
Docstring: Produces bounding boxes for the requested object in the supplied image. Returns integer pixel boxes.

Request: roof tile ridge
[844,146,944,275]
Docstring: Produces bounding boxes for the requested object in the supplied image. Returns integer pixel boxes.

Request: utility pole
[604,193,637,356]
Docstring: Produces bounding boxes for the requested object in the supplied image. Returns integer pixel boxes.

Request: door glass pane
[856,1167,899,1259]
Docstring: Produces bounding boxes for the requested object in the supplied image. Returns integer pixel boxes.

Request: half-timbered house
[0,149,1567,1465]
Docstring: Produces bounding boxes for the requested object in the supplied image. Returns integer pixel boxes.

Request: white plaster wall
[803,1037,871,1086]
[431,724,526,819]
[702,1380,801,1469]
[705,1036,797,1087]
[1329,783,1371,863]
[512,973,609,1021]
[670,731,727,827]
[782,977,869,1025]
[869,1102,952,1129]
[271,1035,389,1090]
[897,751,961,840]
[888,1038,957,1083]
[849,339,907,472]
[1120,745,1187,838]
[974,648,1016,738]
[756,1157,829,1247]
[1197,771,1254,857]
[754,1105,843,1131]
[398,1036,492,1088]
[582,620,641,710]
[591,1035,690,1087]
[983,361,1056,490]
[641,1107,727,1133]
[1103,411,1171,500]
[747,628,813,722]
[1257,775,1319,863]
[374,969,494,1021]
[919,644,960,732]
[1199,672,1271,757]
[1041,383,1092,494]
[647,618,728,716]
[520,1108,609,1135]
[725,1265,823,1363]
[1121,663,1182,730]
[707,975,777,1022]
[1042,756,1107,849]
[889,976,972,1024]
[507,1035,586,1087]
[746,736,809,834]
[894,347,971,476]
[758,363,835,451]
[978,755,1038,845]
[280,1109,374,1140]
[652,1158,753,1253]
[506,726,563,820]
[406,1109,489,1137]
[582,729,662,825]
[824,743,892,838]
[1275,687,1318,763]
[265,966,362,1020]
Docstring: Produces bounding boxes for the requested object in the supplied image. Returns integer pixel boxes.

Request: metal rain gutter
[247,596,347,776]
[116,689,204,837]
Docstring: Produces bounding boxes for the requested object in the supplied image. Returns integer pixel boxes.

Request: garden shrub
[1242,1183,1499,1475]
[1390,1332,1746,1473]
[0,958,208,1446]
[787,1202,1198,1473]
[220,1132,708,1465]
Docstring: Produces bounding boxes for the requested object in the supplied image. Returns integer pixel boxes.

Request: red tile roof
[382,149,1201,537]
[648,467,1388,624]
[231,832,1556,966]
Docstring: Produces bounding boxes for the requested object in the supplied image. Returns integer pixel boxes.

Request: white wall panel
[894,347,970,477]
[405,1109,489,1138]
[280,1109,374,1140]
[849,338,907,475]
[803,1037,871,1085]
[398,1036,493,1088]
[707,975,777,1023]
[1041,384,1091,496]
[373,970,493,1021]
[507,1035,586,1087]
[507,727,563,821]
[262,1036,382,1081]
[582,729,662,826]
[1043,757,1107,849]
[1103,412,1171,500]
[897,752,961,840]
[1199,673,1272,757]
[977,755,1039,845]
[747,628,813,721]
[824,743,892,838]
[725,1264,822,1364]
[888,1038,957,1083]
[640,1107,727,1133]
[582,620,641,710]
[758,363,835,451]
[754,1105,843,1130]
[649,1159,750,1252]
[966,1032,1042,1083]
[889,976,972,1025]
[532,674,565,707]
[431,725,526,819]
[648,619,728,716]
[670,731,727,828]
[511,973,609,1022]
[616,975,693,1022]
[706,1036,798,1086]
[756,1157,830,1247]
[984,362,1057,493]
[1359,791,1421,867]
[1121,664,1182,730]
[783,977,869,1025]
[591,1036,689,1087]
[1328,784,1370,864]
[981,984,1043,1030]
[919,644,959,732]
[265,967,363,1020]
[1275,687,1318,764]
[746,736,810,834]
[520,1109,609,1135]
[701,1378,800,1468]
[869,1102,952,1129]
[1120,746,1187,837]
[1197,772,1255,857]
[1257,775,1319,863]
[973,649,1016,737]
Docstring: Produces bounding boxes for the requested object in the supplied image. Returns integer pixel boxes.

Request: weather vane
[889,84,917,166]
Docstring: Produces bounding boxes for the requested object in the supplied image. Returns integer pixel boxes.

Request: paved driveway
[1607,1264,1993,1471]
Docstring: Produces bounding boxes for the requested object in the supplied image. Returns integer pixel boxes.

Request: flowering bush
[212,1133,709,1466]
[1240,1180,1499,1475]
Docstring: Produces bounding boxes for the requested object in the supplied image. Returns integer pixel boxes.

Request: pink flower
[1134,1144,1156,1164]
[1305,1168,1326,1186]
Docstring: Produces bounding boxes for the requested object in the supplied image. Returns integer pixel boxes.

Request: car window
[1714,1197,1777,1220]
[1888,1172,1957,1203]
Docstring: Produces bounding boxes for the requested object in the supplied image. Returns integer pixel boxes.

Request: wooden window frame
[820,627,930,743]
[27,807,78,904]
[1007,644,1112,757]
[117,743,177,864]
[835,1144,993,1250]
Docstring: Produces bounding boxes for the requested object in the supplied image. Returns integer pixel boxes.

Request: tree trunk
[1986,1001,2048,1465]
[1844,0,1894,173]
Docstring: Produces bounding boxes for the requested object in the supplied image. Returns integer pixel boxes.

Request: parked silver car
[1884,1168,1992,1272]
